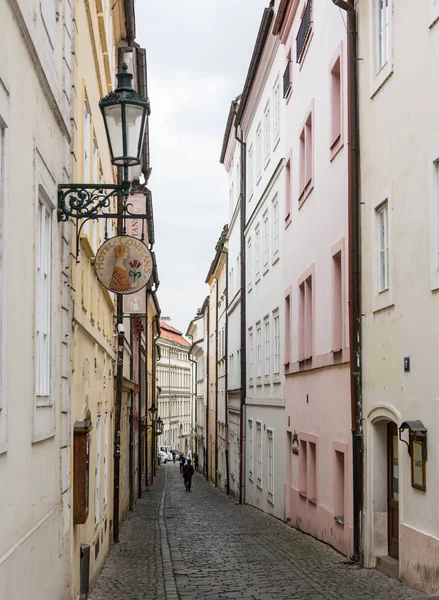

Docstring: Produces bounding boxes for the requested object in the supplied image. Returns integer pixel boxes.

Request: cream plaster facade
[69,1,125,595]
[0,0,74,598]
[239,10,286,522]
[357,0,439,592]
[157,323,192,455]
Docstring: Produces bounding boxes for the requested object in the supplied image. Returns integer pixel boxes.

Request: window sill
[284,85,293,105]
[298,27,314,71]
[255,275,260,285]
[256,480,263,490]
[329,136,344,162]
[248,190,254,202]
[32,430,56,444]
[264,156,271,170]
[370,60,393,99]
[308,496,317,505]
[298,180,313,209]
[372,287,394,313]
[0,441,8,455]
[263,265,269,276]
[249,475,254,482]
[267,494,274,506]
[298,490,307,499]
[334,515,344,526]
[256,173,262,186]
[273,136,280,153]
[272,254,280,266]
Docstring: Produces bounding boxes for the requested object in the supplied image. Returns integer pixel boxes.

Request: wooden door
[387,422,399,560]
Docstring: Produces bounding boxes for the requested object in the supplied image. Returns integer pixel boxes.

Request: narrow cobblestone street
[89,465,427,600]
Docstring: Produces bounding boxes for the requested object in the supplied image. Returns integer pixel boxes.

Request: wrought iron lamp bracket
[57,181,131,222]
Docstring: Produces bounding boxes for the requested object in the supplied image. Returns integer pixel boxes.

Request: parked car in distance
[158,450,168,464]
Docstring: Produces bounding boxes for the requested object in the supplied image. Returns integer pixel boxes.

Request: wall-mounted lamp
[399,420,427,492]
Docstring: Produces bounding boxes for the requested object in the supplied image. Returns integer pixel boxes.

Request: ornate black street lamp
[156,417,163,436]
[148,403,158,423]
[99,64,150,168]
[58,63,150,223]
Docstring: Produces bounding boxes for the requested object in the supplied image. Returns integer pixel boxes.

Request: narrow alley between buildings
[89,465,427,600]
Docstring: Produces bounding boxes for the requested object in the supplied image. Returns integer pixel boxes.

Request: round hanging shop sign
[94,235,153,295]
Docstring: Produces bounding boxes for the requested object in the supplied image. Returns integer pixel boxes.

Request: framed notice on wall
[411,438,426,492]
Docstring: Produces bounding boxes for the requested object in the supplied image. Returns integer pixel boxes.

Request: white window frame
[249,327,254,382]
[376,0,389,73]
[376,202,389,293]
[0,101,9,453]
[267,429,274,499]
[84,99,91,180]
[248,419,254,480]
[264,100,271,165]
[256,322,262,379]
[34,151,56,443]
[272,195,279,260]
[273,310,280,376]
[36,197,52,403]
[273,78,281,147]
[255,224,261,283]
[369,0,393,97]
[428,157,439,290]
[248,144,254,199]
[264,316,270,377]
[95,414,102,524]
[256,422,262,485]
[247,236,252,292]
[104,412,109,505]
[263,210,269,270]
[256,122,262,181]
[372,187,393,312]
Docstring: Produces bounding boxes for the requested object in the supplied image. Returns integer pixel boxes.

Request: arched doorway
[366,409,401,568]
[387,422,399,560]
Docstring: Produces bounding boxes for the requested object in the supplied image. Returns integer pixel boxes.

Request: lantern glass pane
[125,104,144,158]
[103,104,123,160]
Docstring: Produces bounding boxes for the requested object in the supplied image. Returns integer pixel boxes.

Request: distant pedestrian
[193,453,199,471]
[183,459,194,492]
[179,453,186,474]
[172,451,176,464]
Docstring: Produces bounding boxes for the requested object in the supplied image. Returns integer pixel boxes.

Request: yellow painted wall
[70,0,125,597]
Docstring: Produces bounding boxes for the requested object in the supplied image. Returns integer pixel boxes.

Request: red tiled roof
[160,321,190,347]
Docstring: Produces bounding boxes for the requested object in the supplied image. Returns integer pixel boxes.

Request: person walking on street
[183,459,194,492]
[179,453,186,474]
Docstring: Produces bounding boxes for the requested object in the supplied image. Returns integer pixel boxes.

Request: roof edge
[235,5,274,127]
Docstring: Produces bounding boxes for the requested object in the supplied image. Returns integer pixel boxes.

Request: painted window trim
[371,185,394,312]
[298,100,314,208]
[329,42,344,162]
[369,0,393,98]
[0,84,10,454]
[428,154,439,291]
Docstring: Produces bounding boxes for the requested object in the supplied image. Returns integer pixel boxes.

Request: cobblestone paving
[90,464,427,600]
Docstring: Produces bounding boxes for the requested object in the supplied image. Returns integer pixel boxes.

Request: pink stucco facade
[276,0,353,556]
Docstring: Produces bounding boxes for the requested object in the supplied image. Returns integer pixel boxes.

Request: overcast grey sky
[136,0,269,335]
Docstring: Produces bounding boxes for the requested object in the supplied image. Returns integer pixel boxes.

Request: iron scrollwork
[57,181,131,222]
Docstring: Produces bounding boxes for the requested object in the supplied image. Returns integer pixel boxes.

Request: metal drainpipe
[235,120,247,505]
[332,0,362,563]
[205,302,210,481]
[224,248,230,495]
[215,280,219,487]
[129,325,134,512]
[138,322,142,498]
[113,159,128,543]
[144,292,149,487]
[188,353,197,466]
[152,335,158,477]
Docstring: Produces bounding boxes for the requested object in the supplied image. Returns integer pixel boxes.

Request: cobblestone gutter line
[159,467,180,600]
